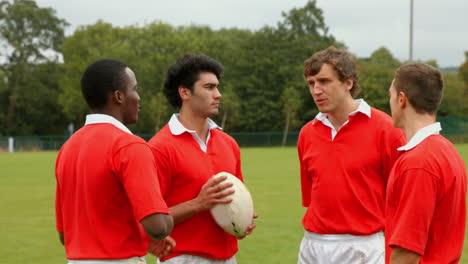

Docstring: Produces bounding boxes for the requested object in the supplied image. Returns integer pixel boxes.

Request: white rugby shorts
[69,256,146,264]
[159,255,236,264]
[298,231,384,264]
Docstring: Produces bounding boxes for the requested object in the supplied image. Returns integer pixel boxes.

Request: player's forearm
[390,246,421,264]
[169,199,202,224]
[58,231,64,245]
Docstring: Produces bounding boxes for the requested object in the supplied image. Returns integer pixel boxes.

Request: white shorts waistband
[68,256,146,264]
[303,231,383,243]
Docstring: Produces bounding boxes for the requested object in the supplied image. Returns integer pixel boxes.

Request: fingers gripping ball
[210,172,254,237]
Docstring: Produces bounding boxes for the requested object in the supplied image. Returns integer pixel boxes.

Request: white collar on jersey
[397,122,441,151]
[315,98,371,123]
[168,113,221,136]
[84,114,133,134]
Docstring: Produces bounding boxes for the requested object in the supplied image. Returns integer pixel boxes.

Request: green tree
[365,47,400,68]
[228,27,283,131]
[0,62,68,135]
[424,59,439,68]
[0,0,68,134]
[148,91,168,133]
[439,72,468,116]
[276,0,340,128]
[281,86,301,146]
[59,21,224,133]
[14,62,68,135]
[455,51,468,116]
[0,69,8,135]
[459,51,468,85]
[358,47,400,113]
[58,2,339,133]
[59,21,136,126]
[232,0,339,132]
[126,22,179,133]
[218,84,240,131]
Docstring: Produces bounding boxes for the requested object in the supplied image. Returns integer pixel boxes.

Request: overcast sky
[36,0,468,68]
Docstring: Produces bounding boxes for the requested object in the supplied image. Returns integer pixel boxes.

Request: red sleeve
[298,129,311,207]
[151,146,173,200]
[388,168,439,255]
[55,150,63,232]
[381,127,406,183]
[113,142,169,221]
[232,138,243,182]
[55,183,63,232]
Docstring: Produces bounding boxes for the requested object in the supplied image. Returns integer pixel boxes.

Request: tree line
[0,0,467,136]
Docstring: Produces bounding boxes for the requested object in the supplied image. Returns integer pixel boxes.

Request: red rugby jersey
[55,123,169,259]
[149,125,242,261]
[298,108,404,235]
[386,134,466,263]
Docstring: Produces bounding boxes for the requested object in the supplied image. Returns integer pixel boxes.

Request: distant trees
[0,0,68,135]
[459,52,468,86]
[439,72,467,116]
[218,84,240,131]
[358,47,400,113]
[444,51,468,116]
[281,86,301,146]
[227,0,339,132]
[0,0,466,136]
[55,0,340,134]
[58,21,139,125]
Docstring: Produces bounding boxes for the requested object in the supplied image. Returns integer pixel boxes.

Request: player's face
[388,79,402,128]
[121,67,140,125]
[187,72,222,118]
[305,63,353,114]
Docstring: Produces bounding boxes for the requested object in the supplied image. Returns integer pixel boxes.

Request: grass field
[1,145,467,263]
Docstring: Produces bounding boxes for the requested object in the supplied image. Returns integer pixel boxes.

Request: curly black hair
[163,54,224,108]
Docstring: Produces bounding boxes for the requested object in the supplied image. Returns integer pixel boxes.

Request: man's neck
[178,110,209,142]
[401,112,436,142]
[327,98,359,131]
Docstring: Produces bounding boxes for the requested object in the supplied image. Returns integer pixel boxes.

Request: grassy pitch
[1,145,467,263]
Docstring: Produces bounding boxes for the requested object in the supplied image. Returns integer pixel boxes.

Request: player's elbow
[152,214,174,240]
[141,213,174,240]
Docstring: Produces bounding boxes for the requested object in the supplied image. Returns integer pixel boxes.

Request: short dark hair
[304,46,360,97]
[163,54,224,108]
[393,63,443,114]
[81,59,128,110]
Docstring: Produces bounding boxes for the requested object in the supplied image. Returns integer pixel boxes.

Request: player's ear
[398,91,407,108]
[179,86,191,100]
[112,90,124,104]
[344,78,353,91]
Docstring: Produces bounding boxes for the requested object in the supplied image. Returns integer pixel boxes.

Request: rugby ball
[210,172,254,237]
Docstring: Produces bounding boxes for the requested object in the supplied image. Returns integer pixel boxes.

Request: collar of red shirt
[168,113,221,136]
[397,122,442,152]
[84,114,132,134]
[314,99,371,125]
